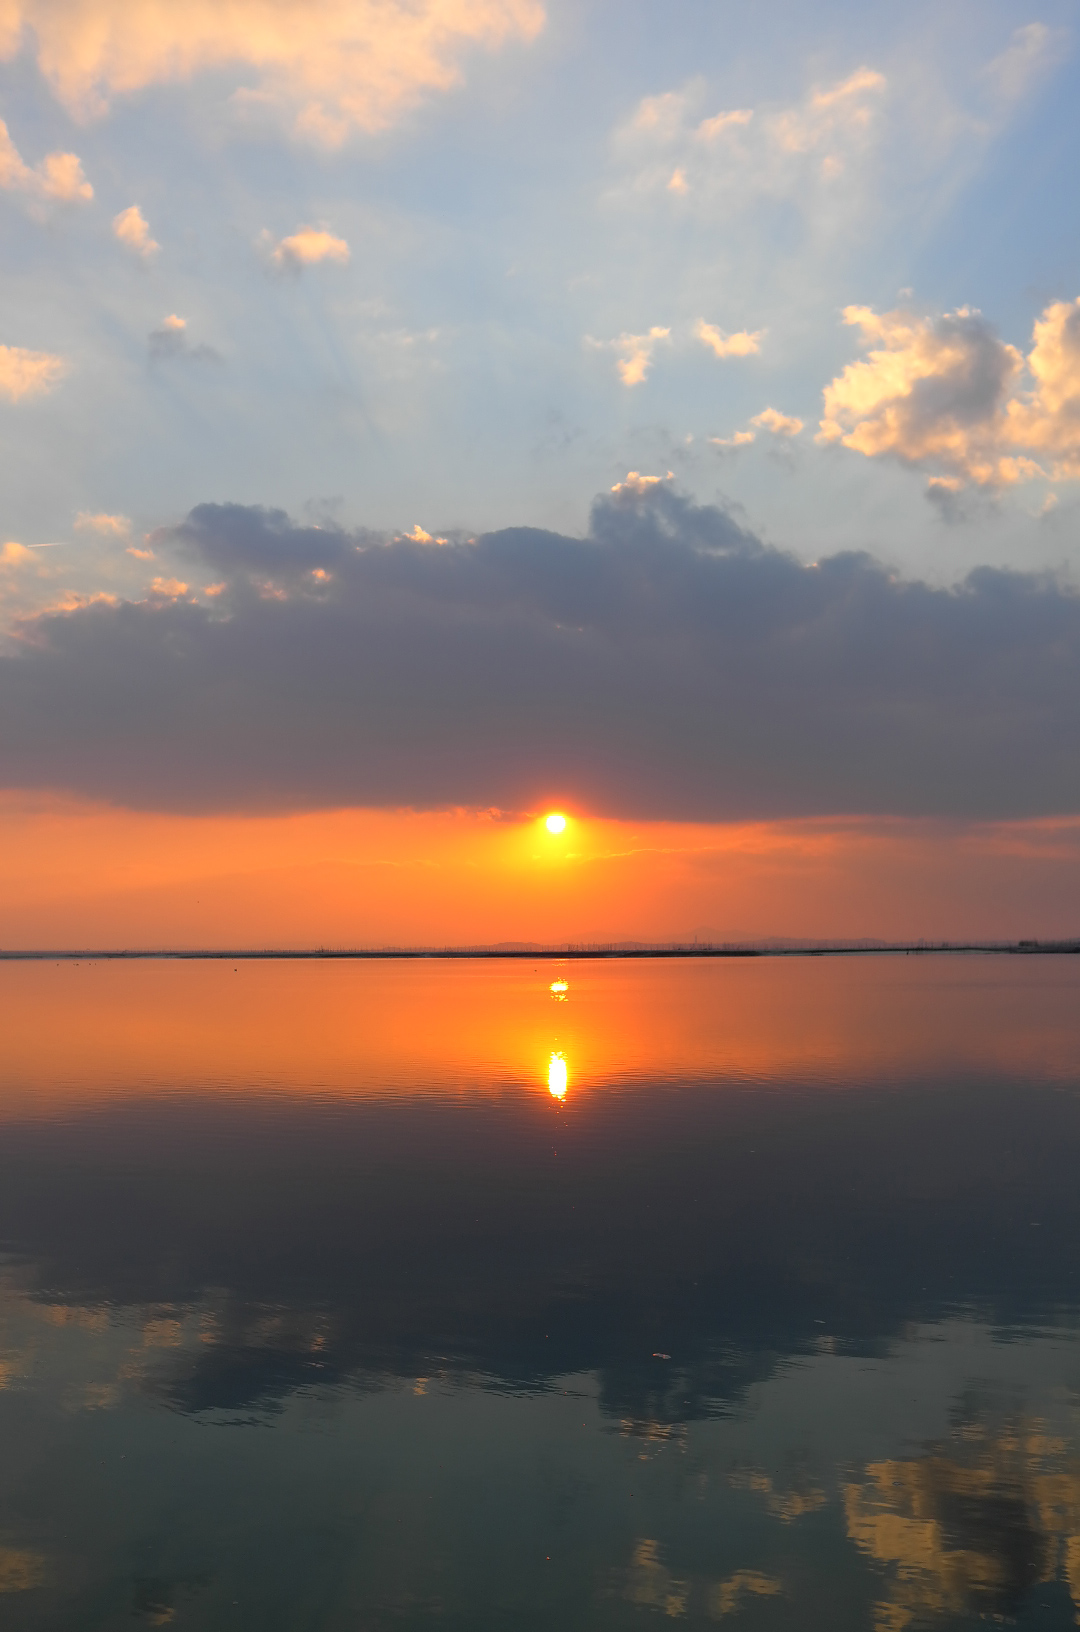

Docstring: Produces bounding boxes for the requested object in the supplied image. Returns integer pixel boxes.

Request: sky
[1,0,1079,946]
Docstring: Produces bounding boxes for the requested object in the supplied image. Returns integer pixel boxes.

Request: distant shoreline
[1,942,1078,962]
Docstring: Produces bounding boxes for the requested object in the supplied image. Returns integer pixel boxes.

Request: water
[1,955,1080,1630]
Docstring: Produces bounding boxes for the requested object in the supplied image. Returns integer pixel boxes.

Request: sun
[544,812,567,834]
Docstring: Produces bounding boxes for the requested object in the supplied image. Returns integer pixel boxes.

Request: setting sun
[545,813,567,834]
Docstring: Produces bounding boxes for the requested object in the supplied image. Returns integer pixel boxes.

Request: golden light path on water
[547,1051,567,1099]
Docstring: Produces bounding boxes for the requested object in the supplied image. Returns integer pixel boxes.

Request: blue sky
[1,0,1078,625]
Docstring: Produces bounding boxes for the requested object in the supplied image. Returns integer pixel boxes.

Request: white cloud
[0,540,35,566]
[401,524,448,544]
[75,511,132,538]
[586,327,670,386]
[695,108,752,142]
[708,409,801,449]
[610,470,674,494]
[0,344,65,400]
[1004,298,1080,479]
[613,65,887,205]
[147,314,221,364]
[0,0,545,145]
[0,117,91,202]
[626,87,695,142]
[770,67,885,155]
[751,406,803,436]
[112,204,158,258]
[149,576,189,599]
[262,226,351,271]
[695,321,764,359]
[982,21,1062,103]
[818,297,1080,487]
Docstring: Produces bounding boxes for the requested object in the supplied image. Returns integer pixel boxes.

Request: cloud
[3,481,1080,823]
[112,204,158,258]
[610,470,673,495]
[0,0,545,144]
[613,65,887,205]
[695,108,753,141]
[147,314,222,365]
[982,21,1062,102]
[771,66,885,155]
[1003,298,1080,479]
[0,116,92,202]
[710,431,755,450]
[0,344,65,400]
[751,407,803,437]
[695,322,764,360]
[586,327,670,386]
[708,410,802,450]
[262,226,350,272]
[400,524,448,544]
[819,297,1080,487]
[925,476,968,524]
[0,541,35,566]
[75,511,131,539]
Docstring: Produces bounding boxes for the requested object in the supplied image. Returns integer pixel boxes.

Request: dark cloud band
[2,484,1078,819]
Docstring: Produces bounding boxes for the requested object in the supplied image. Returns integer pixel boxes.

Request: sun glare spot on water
[548,1052,567,1099]
[544,813,567,834]
[550,980,568,997]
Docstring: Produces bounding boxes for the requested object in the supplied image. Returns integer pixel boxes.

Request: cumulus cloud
[147,314,221,364]
[75,511,132,538]
[2,481,1080,823]
[0,0,545,144]
[1004,298,1080,479]
[261,225,350,272]
[0,343,65,400]
[400,524,448,544]
[695,322,764,360]
[112,204,158,258]
[586,326,670,386]
[609,470,673,495]
[0,116,92,203]
[708,409,802,450]
[751,407,803,437]
[0,541,35,566]
[613,64,887,206]
[819,297,1080,488]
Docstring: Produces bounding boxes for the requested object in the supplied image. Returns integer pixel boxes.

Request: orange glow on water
[0,956,1077,1124]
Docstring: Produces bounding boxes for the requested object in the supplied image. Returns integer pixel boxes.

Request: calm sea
[1,955,1079,1629]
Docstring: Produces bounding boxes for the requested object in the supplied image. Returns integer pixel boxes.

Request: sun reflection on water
[548,1052,568,1099]
[549,980,568,999]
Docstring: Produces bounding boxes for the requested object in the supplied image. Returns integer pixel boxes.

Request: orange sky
[1,792,1078,948]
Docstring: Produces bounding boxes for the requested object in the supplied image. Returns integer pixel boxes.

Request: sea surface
[1,955,1079,1630]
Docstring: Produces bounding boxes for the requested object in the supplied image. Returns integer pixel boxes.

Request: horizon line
[1,939,1079,962]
